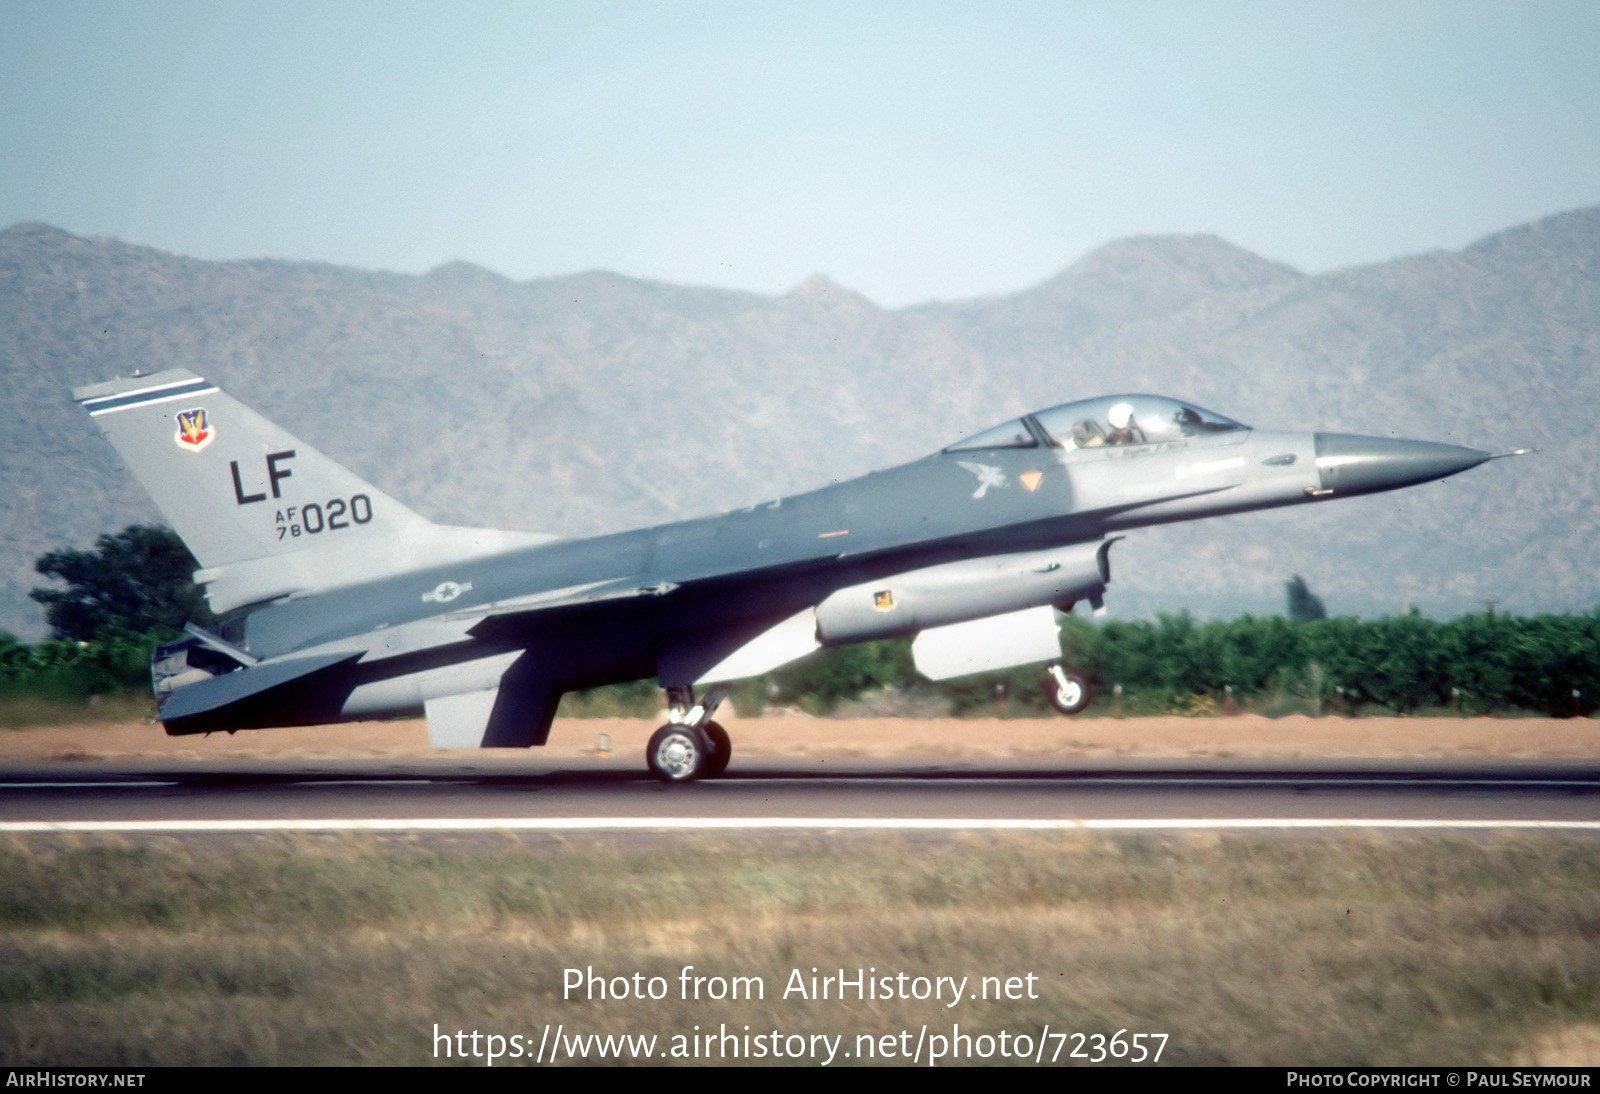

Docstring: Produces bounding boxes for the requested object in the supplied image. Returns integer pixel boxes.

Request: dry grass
[1,833,1597,1065]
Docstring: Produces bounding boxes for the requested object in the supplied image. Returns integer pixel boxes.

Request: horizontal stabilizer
[157,651,359,723]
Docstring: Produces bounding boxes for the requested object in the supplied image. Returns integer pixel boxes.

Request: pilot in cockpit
[1105,402,1145,445]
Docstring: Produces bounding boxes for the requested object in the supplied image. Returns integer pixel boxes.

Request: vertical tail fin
[75,370,549,612]
[75,369,432,569]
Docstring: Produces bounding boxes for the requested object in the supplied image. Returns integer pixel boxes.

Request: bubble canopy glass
[946,395,1247,452]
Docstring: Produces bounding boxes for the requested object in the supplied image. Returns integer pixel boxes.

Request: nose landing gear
[1044,662,1092,715]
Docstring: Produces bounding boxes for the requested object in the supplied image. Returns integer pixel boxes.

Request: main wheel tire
[700,721,732,778]
[1045,669,1093,716]
[647,724,709,782]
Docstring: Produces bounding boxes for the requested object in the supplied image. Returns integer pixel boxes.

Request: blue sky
[3,0,1597,306]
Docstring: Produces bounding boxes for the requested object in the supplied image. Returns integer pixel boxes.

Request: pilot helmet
[1108,402,1134,429]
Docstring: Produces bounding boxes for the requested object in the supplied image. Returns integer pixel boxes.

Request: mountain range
[2,208,1596,640]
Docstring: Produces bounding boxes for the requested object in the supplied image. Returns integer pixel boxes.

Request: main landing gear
[1044,661,1092,715]
[647,684,733,782]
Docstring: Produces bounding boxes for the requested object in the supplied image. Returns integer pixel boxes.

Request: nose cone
[1313,433,1491,496]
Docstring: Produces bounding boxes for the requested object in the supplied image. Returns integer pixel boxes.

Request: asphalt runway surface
[3,758,1598,832]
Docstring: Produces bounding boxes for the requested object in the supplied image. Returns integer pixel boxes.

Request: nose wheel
[1045,662,1092,715]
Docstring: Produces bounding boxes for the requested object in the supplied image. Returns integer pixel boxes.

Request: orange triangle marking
[1020,470,1043,492]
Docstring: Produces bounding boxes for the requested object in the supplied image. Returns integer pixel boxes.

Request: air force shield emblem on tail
[174,408,214,452]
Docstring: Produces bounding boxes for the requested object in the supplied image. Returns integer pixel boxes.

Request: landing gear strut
[647,685,733,782]
[1044,662,1092,715]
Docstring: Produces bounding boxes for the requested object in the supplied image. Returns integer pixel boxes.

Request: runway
[3,758,1598,832]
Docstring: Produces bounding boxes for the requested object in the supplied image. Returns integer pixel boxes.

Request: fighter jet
[73,371,1504,780]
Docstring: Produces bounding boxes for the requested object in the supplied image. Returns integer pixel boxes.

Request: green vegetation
[0,833,1596,1065]
[2,524,203,724]
[29,524,211,641]
[1060,611,1600,718]
[1286,573,1327,622]
[0,629,162,726]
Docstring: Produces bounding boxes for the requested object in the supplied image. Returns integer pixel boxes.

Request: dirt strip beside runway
[2,713,1596,763]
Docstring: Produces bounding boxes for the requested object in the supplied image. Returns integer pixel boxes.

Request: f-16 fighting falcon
[73,370,1512,780]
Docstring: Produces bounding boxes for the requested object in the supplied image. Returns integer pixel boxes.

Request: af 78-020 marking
[74,371,1512,781]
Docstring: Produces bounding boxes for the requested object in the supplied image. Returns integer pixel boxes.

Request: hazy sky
[3,0,1597,306]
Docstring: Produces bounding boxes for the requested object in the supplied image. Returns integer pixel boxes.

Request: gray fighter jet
[73,371,1504,780]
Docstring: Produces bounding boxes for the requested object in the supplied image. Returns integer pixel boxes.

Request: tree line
[1058,611,1598,717]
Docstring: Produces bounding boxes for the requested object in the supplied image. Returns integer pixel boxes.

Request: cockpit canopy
[946,395,1247,452]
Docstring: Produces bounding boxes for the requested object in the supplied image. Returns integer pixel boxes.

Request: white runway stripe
[0,782,180,789]
[2,817,1599,833]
